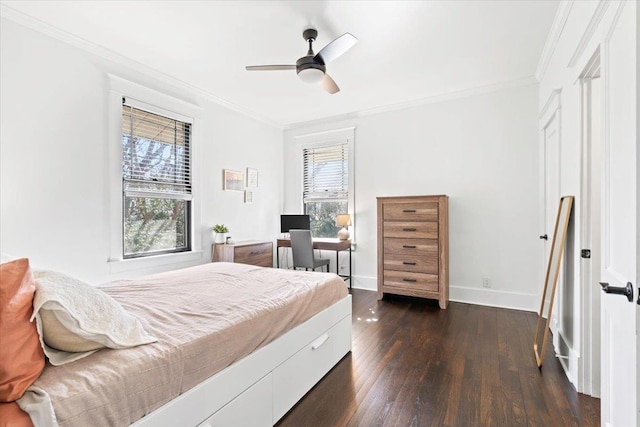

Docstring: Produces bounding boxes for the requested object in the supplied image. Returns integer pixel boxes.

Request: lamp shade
[335,214,352,227]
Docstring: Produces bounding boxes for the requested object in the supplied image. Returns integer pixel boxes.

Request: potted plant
[212,224,229,244]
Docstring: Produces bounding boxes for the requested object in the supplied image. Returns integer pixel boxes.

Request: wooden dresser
[377,195,449,308]
[212,240,273,267]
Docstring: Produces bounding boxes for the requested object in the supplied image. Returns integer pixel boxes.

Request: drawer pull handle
[402,209,416,213]
[403,261,416,265]
[403,278,417,283]
[402,245,416,249]
[402,228,417,232]
[311,333,330,350]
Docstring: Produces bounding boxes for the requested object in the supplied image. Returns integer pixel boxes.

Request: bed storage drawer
[198,373,272,427]
[272,314,351,422]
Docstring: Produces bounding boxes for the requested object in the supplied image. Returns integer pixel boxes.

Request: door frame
[538,89,566,369]
[578,49,602,397]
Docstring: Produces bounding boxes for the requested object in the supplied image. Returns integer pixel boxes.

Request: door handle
[539,234,548,240]
[599,282,634,302]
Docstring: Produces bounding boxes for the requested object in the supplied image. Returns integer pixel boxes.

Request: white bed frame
[132,295,352,427]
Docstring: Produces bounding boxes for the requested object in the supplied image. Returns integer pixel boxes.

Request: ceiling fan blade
[315,33,358,64]
[321,74,340,94]
[245,65,296,71]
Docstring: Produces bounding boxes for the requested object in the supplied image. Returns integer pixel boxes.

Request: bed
[16,262,352,427]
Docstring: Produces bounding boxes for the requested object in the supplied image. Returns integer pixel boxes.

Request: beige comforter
[26,262,348,427]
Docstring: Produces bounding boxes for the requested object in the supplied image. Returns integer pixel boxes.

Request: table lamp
[335,214,352,240]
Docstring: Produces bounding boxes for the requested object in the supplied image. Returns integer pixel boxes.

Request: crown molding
[535,0,574,82]
[1,3,542,133]
[0,3,284,130]
[284,75,538,131]
[567,0,610,68]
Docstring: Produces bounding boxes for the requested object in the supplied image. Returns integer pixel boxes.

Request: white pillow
[31,270,156,366]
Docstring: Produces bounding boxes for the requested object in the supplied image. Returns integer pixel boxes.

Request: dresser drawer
[383,270,439,292]
[383,253,438,274]
[384,238,438,257]
[233,243,273,267]
[383,202,438,221]
[383,221,438,239]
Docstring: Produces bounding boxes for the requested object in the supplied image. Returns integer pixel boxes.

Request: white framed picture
[223,169,244,191]
[244,190,253,204]
[246,168,258,188]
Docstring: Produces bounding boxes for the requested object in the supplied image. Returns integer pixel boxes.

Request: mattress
[24,262,348,426]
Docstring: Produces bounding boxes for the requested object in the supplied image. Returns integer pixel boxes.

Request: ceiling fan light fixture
[297,67,324,84]
[246,29,357,94]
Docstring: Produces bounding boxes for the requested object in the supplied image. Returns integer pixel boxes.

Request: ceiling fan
[245,28,357,94]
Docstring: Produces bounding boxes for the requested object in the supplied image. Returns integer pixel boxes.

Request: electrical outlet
[482,277,491,288]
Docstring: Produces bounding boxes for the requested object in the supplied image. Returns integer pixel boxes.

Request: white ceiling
[1,0,558,127]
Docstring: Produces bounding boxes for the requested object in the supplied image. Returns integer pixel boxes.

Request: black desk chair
[290,230,331,272]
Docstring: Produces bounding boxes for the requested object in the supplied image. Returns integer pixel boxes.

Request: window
[303,142,349,238]
[121,101,192,258]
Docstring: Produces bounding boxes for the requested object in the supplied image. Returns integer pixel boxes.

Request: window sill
[108,250,204,274]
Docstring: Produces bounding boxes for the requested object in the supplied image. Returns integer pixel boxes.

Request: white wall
[0,19,283,283]
[284,83,542,311]
[535,0,615,397]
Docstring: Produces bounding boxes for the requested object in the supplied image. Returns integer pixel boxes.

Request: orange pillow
[0,259,45,402]
[0,402,34,427]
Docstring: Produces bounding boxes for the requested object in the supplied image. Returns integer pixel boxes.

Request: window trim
[107,75,203,272]
[121,101,192,258]
[296,127,355,242]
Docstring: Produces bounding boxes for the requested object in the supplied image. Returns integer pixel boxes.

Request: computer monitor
[280,214,310,233]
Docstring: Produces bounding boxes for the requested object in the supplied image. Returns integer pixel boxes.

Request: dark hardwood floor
[277,289,600,427]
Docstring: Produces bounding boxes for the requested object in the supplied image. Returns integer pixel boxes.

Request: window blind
[121,103,192,199]
[303,143,348,202]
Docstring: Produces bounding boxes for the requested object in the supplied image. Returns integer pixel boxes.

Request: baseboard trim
[449,286,538,312]
[555,330,580,388]
[351,281,539,312]
[351,275,377,292]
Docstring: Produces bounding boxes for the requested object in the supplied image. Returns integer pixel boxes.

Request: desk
[277,238,352,289]
[212,240,272,267]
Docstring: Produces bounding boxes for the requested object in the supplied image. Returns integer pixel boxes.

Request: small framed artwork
[244,190,253,204]
[223,169,244,191]
[246,168,258,188]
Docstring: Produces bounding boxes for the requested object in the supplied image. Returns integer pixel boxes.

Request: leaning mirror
[533,195,574,368]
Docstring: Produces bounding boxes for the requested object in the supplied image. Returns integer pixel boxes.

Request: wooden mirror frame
[533,195,574,368]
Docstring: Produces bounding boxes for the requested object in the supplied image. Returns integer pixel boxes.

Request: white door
[599,1,637,426]
[543,111,560,326]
